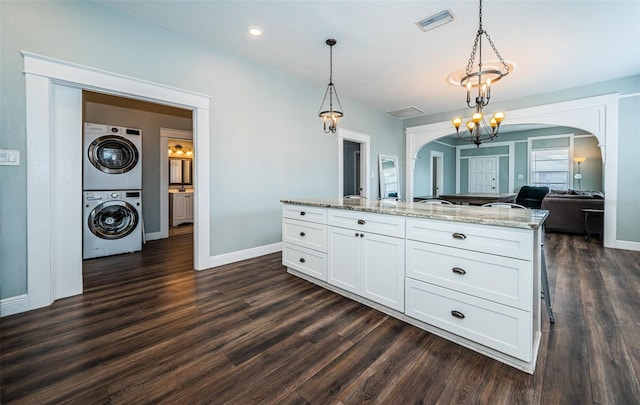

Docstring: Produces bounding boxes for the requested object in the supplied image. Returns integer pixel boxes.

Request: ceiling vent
[387,106,424,118]
[416,9,455,32]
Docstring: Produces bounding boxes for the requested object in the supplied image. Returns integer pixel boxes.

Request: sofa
[541,190,604,234]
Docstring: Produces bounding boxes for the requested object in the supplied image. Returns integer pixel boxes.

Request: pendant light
[318,39,343,134]
[451,0,509,147]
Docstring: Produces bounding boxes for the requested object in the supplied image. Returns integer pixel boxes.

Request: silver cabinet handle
[451,310,465,319]
[357,219,366,225]
[452,267,466,275]
[452,232,466,240]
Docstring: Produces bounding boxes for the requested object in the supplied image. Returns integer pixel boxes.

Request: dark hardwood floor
[2,233,639,404]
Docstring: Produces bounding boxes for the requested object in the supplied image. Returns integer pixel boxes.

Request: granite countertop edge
[281,198,548,230]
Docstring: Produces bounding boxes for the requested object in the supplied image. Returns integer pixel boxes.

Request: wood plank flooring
[2,233,640,404]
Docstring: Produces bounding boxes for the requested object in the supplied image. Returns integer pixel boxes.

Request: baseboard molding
[206,242,283,269]
[616,239,640,252]
[145,231,167,241]
[0,294,30,317]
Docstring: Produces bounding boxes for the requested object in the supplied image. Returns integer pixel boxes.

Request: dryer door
[88,201,139,240]
[88,135,139,174]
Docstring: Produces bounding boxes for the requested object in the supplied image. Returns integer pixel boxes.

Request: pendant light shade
[318,39,343,134]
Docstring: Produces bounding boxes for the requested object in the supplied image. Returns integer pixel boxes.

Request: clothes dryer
[83,190,143,259]
[83,123,142,190]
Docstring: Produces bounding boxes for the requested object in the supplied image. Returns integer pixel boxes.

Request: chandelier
[452,0,509,147]
[318,39,343,134]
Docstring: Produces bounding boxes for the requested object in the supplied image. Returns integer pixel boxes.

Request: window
[530,148,570,189]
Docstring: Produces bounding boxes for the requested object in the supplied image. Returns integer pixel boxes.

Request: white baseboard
[145,231,167,241]
[206,242,283,269]
[0,294,30,317]
[615,239,640,252]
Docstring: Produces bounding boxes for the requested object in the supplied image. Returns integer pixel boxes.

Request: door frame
[338,129,371,199]
[21,52,211,314]
[155,128,193,241]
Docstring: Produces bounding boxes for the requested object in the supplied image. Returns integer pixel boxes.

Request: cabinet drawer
[406,240,531,310]
[405,278,531,361]
[283,243,327,281]
[283,219,327,252]
[282,204,327,224]
[406,218,532,260]
[328,209,405,238]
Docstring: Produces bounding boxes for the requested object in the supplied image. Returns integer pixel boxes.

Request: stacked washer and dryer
[83,123,144,259]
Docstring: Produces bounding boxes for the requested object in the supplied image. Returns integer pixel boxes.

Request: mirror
[169,158,192,186]
[379,154,400,198]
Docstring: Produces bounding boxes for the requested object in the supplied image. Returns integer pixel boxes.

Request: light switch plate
[0,149,20,166]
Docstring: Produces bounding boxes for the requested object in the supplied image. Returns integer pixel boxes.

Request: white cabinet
[404,217,539,364]
[281,201,542,373]
[282,205,328,281]
[170,192,194,226]
[327,211,405,312]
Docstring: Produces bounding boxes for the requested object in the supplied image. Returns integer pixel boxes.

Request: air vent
[387,106,424,118]
[416,9,455,32]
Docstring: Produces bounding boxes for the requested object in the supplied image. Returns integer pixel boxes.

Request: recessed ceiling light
[248,26,263,37]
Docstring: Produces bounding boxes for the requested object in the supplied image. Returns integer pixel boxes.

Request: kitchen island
[281,198,548,374]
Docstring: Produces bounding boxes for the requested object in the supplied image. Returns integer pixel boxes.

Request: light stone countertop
[281,198,548,230]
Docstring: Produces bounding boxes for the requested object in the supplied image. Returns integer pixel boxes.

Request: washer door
[88,201,139,240]
[88,135,139,174]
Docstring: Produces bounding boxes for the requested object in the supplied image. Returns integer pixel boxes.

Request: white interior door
[468,157,497,193]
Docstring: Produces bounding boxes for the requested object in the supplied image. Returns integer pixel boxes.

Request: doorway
[338,129,371,199]
[343,141,362,196]
[468,156,498,193]
[21,52,211,314]
[430,151,444,197]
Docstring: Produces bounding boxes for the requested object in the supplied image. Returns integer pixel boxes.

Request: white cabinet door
[185,194,193,220]
[174,194,187,222]
[327,226,360,294]
[328,226,404,311]
[361,233,405,311]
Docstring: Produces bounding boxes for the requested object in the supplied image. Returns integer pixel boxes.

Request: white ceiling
[95,0,640,118]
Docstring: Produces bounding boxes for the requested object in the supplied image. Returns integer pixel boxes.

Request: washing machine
[83,190,143,259]
[83,123,142,190]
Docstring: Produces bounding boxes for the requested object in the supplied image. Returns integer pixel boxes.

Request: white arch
[405,94,619,248]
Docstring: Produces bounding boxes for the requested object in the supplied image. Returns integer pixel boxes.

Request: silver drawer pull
[452,232,467,240]
[357,219,366,225]
[451,310,465,319]
[452,267,466,275]
[300,232,306,237]
[299,258,306,263]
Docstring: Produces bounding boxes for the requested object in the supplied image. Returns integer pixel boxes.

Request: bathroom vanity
[281,198,548,373]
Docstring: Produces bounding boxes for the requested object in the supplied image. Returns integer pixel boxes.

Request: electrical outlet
[0,149,20,166]
[517,174,524,180]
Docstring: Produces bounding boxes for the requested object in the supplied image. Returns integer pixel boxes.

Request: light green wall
[617,96,640,242]
[0,1,403,299]
[414,142,456,197]
[405,75,640,243]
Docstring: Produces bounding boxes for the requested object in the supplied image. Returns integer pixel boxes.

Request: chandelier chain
[464,0,510,76]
